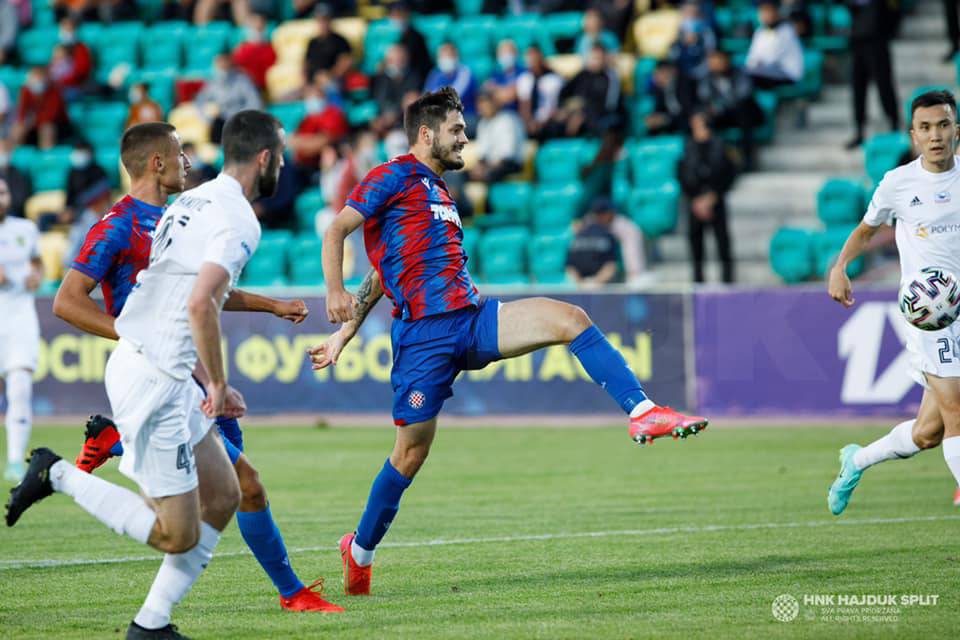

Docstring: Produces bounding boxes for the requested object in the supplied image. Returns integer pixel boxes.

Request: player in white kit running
[827,90,960,514]
[6,110,286,640]
[0,177,42,483]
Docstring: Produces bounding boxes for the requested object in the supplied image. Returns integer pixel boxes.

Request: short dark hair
[403,86,464,145]
[222,110,282,165]
[120,122,177,178]
[910,89,957,120]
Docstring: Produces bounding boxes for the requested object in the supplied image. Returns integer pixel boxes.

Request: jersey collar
[216,172,245,196]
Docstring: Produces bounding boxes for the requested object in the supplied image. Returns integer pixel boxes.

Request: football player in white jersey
[826,89,960,515]
[0,177,43,483]
[6,111,287,640]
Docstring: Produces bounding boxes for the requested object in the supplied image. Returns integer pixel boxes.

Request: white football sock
[942,436,960,485]
[351,540,375,567]
[852,420,920,471]
[5,369,33,464]
[135,522,220,630]
[629,400,657,418]
[49,460,156,544]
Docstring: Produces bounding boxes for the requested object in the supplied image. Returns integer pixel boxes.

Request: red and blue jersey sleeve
[346,161,403,219]
[71,213,131,285]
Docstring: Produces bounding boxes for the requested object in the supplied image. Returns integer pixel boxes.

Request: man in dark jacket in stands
[677,111,738,283]
[845,0,901,149]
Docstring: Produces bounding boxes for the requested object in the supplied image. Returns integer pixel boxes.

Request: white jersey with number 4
[115,173,261,380]
[863,155,960,285]
[864,155,960,384]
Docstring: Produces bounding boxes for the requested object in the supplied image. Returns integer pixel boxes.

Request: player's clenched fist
[827,266,855,307]
[326,288,356,323]
[201,382,227,418]
[275,299,309,324]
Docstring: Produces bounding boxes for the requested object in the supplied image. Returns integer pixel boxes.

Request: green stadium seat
[29,146,73,192]
[545,12,583,52]
[812,5,852,52]
[633,58,657,92]
[817,178,865,226]
[776,50,823,100]
[101,22,146,51]
[769,227,815,283]
[454,0,485,15]
[753,90,778,143]
[185,25,230,74]
[241,250,287,286]
[268,102,306,134]
[461,226,480,262]
[17,28,59,66]
[497,16,556,56]
[347,100,380,127]
[864,132,910,185]
[363,20,402,73]
[813,226,864,279]
[481,181,532,228]
[95,147,122,189]
[532,183,584,233]
[95,41,140,84]
[82,102,129,149]
[529,232,571,284]
[478,226,530,284]
[629,95,655,137]
[260,229,294,253]
[0,66,27,99]
[628,183,679,237]
[289,235,324,285]
[76,23,104,46]
[629,145,680,187]
[467,57,495,84]
[413,15,452,55]
[295,188,324,232]
[455,16,498,59]
[535,139,598,184]
[141,24,184,71]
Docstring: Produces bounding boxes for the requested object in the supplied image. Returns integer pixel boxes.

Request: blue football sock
[109,441,124,456]
[569,325,649,415]
[354,459,412,551]
[215,416,244,453]
[236,505,304,598]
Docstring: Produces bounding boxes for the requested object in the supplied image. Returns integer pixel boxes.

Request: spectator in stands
[64,140,109,220]
[0,139,32,218]
[469,90,526,184]
[565,197,621,287]
[516,44,564,140]
[388,1,433,82]
[745,0,804,89]
[677,111,737,283]
[193,0,261,25]
[669,3,716,79]
[424,42,477,119]
[232,12,277,91]
[645,60,690,136]
[557,44,624,138]
[304,3,353,84]
[845,0,901,149]
[11,66,70,149]
[695,49,764,169]
[62,187,111,268]
[575,7,620,57]
[944,0,960,61]
[0,0,17,65]
[485,39,524,112]
[782,0,813,41]
[194,54,263,143]
[370,44,423,137]
[592,0,634,43]
[182,141,217,190]
[125,82,164,128]
[289,81,349,176]
[49,18,92,101]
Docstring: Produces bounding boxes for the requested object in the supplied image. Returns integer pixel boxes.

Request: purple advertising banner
[694,288,923,416]
[29,292,689,417]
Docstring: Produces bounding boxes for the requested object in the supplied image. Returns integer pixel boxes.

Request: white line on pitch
[2,514,957,571]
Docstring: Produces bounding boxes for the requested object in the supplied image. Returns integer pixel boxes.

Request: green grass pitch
[1,424,959,639]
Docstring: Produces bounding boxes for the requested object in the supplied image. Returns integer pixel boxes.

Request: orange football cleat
[339,532,372,596]
[629,406,708,446]
[75,415,120,473]
[279,578,344,612]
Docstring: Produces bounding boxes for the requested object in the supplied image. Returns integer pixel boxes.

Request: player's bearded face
[257,149,281,198]
[432,133,465,172]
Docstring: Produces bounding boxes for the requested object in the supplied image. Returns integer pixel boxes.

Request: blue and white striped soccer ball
[899,267,960,331]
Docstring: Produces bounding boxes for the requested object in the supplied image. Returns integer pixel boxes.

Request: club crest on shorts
[408,390,426,410]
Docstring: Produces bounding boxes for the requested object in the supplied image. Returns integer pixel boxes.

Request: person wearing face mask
[62,141,109,226]
[11,66,70,149]
[52,17,92,98]
[387,1,432,81]
[0,140,33,219]
[576,8,621,58]
[232,12,277,91]
[194,54,263,144]
[371,43,423,136]
[125,82,164,129]
[669,3,716,80]
[289,83,349,176]
[484,39,524,112]
[304,3,354,83]
[424,42,477,119]
[745,0,804,90]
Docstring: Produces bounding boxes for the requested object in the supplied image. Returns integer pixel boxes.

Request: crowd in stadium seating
[0,0,865,288]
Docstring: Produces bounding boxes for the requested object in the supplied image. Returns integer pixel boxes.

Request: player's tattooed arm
[307,269,381,370]
[224,288,309,324]
[350,268,383,329]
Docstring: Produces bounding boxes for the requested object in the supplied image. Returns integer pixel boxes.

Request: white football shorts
[0,307,39,375]
[905,319,960,388]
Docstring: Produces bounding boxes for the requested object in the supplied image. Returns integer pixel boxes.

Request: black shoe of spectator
[942,50,958,64]
[844,137,863,151]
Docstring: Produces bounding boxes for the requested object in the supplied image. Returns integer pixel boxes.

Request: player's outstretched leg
[4,369,34,482]
[75,415,122,473]
[497,298,708,445]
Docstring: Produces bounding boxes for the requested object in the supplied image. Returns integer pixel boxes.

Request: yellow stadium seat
[39,230,69,281]
[266,63,306,103]
[25,190,66,223]
[614,53,637,94]
[332,17,367,55]
[634,9,682,59]
[465,181,488,215]
[547,54,583,79]
[168,102,210,146]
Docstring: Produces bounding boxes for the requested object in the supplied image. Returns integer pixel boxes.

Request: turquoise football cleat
[828,444,863,515]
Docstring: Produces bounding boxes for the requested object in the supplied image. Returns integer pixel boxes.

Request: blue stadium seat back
[291,233,322,259]
[290,254,325,285]
[467,56,495,84]
[185,42,228,74]
[260,228,295,249]
[813,226,864,278]
[529,232,571,284]
[83,102,129,148]
[753,90,778,143]
[455,15,498,55]
[461,226,480,260]
[268,102,307,134]
[0,66,27,98]
[32,3,56,26]
[532,183,584,233]
[776,50,823,100]
[96,41,141,83]
[817,178,865,226]
[633,57,657,91]
[769,226,815,283]
[628,184,679,237]
[412,14,453,52]
[535,139,592,184]
[295,188,324,231]
[629,95,655,137]
[864,133,910,185]
[76,22,104,46]
[633,135,684,160]
[141,31,183,71]
[10,145,36,173]
[363,20,402,73]
[348,100,380,127]
[17,28,60,66]
[242,249,288,286]
[496,16,556,56]
[102,22,146,49]
[454,0,485,16]
[478,226,529,281]
[30,145,74,192]
[487,181,532,222]
[95,147,122,189]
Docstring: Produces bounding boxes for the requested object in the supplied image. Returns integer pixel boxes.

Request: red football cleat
[75,415,120,473]
[339,532,372,596]
[279,578,344,612]
[628,406,708,446]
